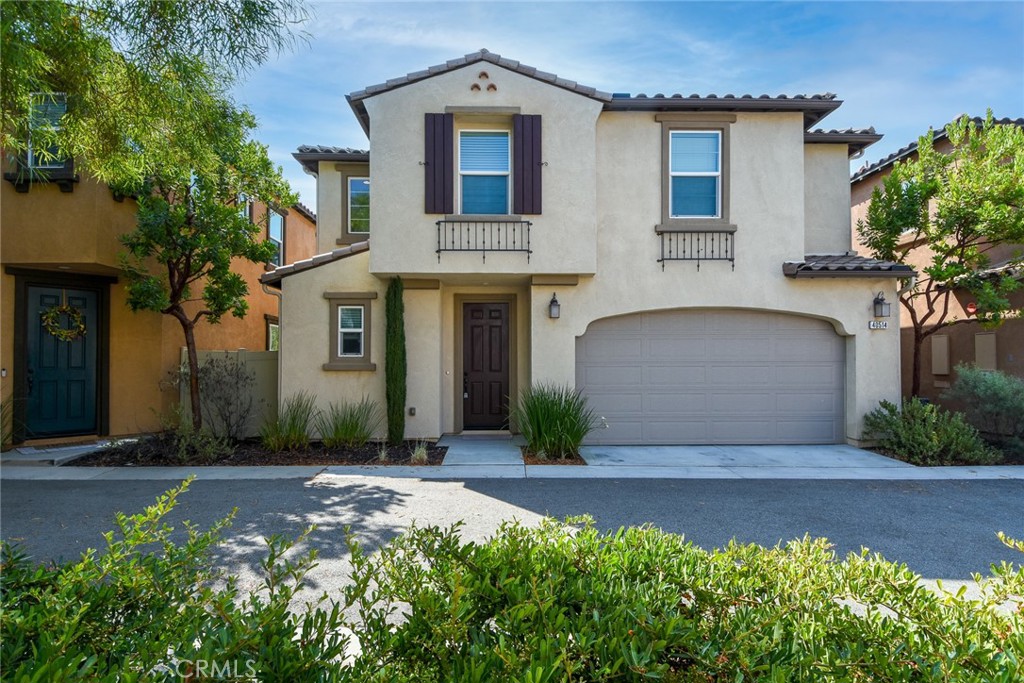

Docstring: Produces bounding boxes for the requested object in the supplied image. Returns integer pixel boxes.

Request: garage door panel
[583,365,643,386]
[646,365,706,385]
[648,337,706,358]
[709,365,773,385]
[710,392,772,413]
[588,337,643,359]
[773,364,837,385]
[577,309,845,445]
[645,393,708,413]
[776,419,840,442]
[772,336,843,361]
[709,337,772,360]
[776,392,841,414]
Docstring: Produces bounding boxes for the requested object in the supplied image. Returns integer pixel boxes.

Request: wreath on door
[40,303,86,342]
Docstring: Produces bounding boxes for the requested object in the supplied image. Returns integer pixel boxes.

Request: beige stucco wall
[363,63,604,276]
[804,145,853,254]
[315,161,370,254]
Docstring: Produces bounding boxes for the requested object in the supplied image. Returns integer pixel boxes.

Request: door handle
[26,367,34,395]
[463,373,469,399]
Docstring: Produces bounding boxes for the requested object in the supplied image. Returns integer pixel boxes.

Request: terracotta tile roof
[605,92,843,129]
[261,241,369,287]
[292,202,316,224]
[344,49,852,135]
[850,117,1024,184]
[293,146,369,175]
[804,127,882,158]
[347,48,613,104]
[783,253,915,278]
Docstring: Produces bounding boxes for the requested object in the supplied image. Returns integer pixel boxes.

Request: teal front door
[25,286,99,437]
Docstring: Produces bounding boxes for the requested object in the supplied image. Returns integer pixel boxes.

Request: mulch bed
[73,437,447,467]
[521,447,587,466]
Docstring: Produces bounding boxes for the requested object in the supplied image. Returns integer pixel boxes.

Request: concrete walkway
[2,436,1023,481]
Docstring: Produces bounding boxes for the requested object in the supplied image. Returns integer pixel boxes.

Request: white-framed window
[338,305,364,357]
[459,130,510,214]
[238,192,251,222]
[669,130,721,218]
[266,316,280,351]
[28,92,67,169]
[268,210,284,266]
[348,177,370,233]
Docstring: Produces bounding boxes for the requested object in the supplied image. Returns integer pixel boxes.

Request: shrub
[510,383,597,459]
[343,519,1024,682]
[410,440,429,464]
[156,403,232,464]
[4,487,1023,682]
[385,277,407,446]
[260,391,318,451]
[0,481,350,682]
[196,353,263,441]
[944,364,1024,457]
[315,397,382,448]
[863,397,1001,466]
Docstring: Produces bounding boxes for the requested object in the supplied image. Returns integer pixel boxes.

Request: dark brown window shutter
[424,113,454,214]
[513,114,542,215]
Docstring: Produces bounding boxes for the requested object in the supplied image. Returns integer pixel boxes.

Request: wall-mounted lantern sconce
[548,293,560,319]
[873,292,891,318]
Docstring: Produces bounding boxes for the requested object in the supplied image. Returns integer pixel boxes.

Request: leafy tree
[1,0,307,184]
[858,113,1024,396]
[119,104,295,430]
[2,1,307,429]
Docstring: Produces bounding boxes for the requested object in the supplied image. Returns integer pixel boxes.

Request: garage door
[576,310,845,444]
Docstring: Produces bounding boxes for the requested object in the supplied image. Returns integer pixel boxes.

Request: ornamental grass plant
[259,391,318,451]
[315,397,383,448]
[509,383,597,459]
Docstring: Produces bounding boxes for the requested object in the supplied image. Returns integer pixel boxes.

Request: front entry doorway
[24,284,100,437]
[462,302,510,429]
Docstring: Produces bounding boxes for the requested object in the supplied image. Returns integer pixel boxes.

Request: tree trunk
[179,317,203,430]
[910,330,923,398]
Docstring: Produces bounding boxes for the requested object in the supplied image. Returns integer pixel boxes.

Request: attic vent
[470,83,481,91]
[487,83,497,92]
[478,71,489,79]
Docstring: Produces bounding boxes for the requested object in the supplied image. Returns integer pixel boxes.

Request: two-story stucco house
[264,50,912,446]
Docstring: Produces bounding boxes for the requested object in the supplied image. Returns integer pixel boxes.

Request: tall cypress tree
[385,277,406,445]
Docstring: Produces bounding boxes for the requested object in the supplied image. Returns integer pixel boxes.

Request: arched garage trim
[575,308,847,445]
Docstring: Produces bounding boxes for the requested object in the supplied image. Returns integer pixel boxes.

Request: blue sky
[235,1,1024,205]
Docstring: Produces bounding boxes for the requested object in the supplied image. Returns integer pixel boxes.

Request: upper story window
[458,130,510,214]
[670,131,721,218]
[237,193,251,222]
[656,113,736,232]
[268,210,284,266]
[28,92,67,170]
[348,177,370,233]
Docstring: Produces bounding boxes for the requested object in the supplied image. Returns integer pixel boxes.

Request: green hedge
[3,484,1022,682]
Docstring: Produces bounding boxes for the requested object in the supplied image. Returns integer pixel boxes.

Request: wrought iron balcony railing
[436,219,532,262]
[657,230,735,270]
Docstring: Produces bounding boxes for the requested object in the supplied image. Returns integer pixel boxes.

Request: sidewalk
[3,436,1024,481]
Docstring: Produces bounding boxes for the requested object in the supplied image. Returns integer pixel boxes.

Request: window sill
[322,361,376,372]
[656,220,737,234]
[444,214,524,222]
[337,233,370,245]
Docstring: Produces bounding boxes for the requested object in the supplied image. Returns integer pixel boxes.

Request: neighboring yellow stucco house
[265,50,910,446]
[1,158,317,442]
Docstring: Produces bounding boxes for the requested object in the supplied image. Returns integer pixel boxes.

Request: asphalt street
[2,477,1022,596]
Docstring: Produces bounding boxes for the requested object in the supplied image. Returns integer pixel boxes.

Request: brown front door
[462,302,510,429]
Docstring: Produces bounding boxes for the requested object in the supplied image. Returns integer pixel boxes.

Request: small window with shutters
[425,113,541,215]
